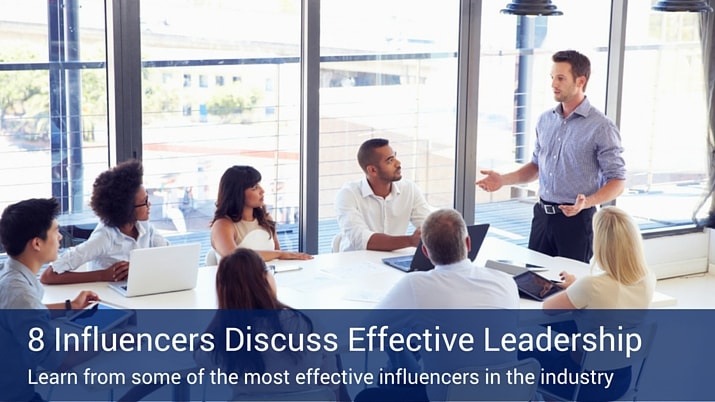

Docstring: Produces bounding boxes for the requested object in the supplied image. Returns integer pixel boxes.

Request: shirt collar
[554,96,592,118]
[359,177,401,198]
[433,258,474,272]
[111,221,147,239]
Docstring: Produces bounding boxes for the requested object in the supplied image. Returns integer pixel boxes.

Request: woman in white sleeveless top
[210,165,312,262]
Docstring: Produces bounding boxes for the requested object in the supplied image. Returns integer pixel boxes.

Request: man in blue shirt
[0,198,98,401]
[477,50,626,263]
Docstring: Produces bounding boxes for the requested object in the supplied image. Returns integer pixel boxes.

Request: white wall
[643,229,710,279]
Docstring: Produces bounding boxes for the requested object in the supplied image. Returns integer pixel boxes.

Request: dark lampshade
[652,0,713,12]
[500,0,563,16]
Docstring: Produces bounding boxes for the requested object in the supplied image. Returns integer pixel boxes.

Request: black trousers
[528,202,596,263]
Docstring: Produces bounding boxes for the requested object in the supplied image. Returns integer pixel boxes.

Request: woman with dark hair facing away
[40,159,168,284]
[194,248,338,399]
[210,165,311,262]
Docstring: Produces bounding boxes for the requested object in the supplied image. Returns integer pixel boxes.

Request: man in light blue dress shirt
[476,50,625,263]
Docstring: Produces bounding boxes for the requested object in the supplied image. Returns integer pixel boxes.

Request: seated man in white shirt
[355,208,520,402]
[334,138,432,252]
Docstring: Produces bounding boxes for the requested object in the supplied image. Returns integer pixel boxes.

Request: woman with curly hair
[210,165,311,262]
[40,159,168,284]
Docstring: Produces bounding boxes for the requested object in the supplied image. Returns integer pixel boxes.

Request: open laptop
[108,243,201,297]
[382,224,490,272]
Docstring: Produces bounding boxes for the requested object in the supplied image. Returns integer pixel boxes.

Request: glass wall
[617,0,709,229]
[475,0,612,245]
[0,0,710,260]
[139,0,302,251]
[318,0,460,253]
[0,0,108,247]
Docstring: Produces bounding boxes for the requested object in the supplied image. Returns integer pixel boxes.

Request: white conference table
[41,237,676,309]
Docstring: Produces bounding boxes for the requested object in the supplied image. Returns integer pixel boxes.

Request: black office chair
[537,321,658,402]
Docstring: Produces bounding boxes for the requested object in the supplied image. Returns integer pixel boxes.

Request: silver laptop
[108,243,201,297]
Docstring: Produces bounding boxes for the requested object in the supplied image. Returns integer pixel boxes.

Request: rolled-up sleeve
[409,185,432,228]
[51,230,110,274]
[597,122,626,181]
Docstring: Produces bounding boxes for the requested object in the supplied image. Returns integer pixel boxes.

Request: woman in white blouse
[40,159,167,284]
[210,165,311,262]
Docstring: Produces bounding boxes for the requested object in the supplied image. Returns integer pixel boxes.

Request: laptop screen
[382,223,490,272]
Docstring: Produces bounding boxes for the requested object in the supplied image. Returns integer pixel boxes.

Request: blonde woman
[531,207,655,401]
[544,206,656,310]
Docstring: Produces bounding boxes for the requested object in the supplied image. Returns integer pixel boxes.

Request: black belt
[538,199,566,215]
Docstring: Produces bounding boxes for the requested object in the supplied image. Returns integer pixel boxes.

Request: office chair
[331,233,342,253]
[538,321,657,402]
[205,247,219,266]
[445,358,541,401]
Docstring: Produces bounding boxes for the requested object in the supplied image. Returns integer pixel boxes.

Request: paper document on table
[341,265,398,303]
[343,287,385,303]
[333,260,396,279]
[277,270,338,289]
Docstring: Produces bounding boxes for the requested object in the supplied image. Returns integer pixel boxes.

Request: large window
[475,1,611,245]
[618,0,709,230]
[0,0,108,247]
[0,1,710,261]
[139,0,302,252]
[318,0,460,253]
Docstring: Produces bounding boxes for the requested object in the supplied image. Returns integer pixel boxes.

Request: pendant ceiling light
[500,0,563,16]
[652,0,713,12]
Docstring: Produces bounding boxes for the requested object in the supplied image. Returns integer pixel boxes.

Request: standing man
[476,50,625,263]
[354,208,519,402]
[335,138,432,251]
[0,198,98,402]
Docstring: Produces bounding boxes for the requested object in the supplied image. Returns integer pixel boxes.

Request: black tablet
[66,301,134,332]
[513,270,563,301]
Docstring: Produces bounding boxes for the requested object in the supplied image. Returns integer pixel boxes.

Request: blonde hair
[591,206,649,285]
